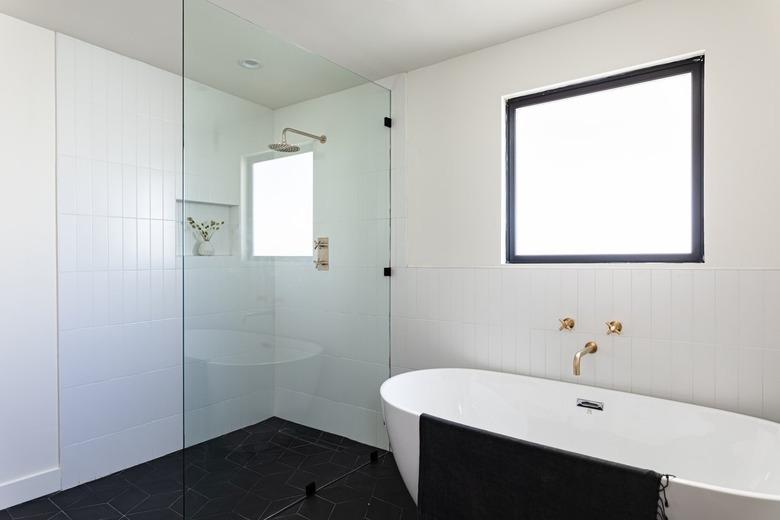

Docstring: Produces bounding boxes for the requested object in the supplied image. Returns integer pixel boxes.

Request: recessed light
[238,59,262,70]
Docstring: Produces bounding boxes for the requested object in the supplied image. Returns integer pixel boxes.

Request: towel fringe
[656,474,674,520]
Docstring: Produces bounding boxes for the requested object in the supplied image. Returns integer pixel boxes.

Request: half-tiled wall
[387,73,780,425]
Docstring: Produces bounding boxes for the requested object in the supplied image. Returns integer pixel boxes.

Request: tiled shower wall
[387,73,780,424]
[56,34,183,487]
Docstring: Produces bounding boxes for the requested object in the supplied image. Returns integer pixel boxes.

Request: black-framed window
[506,56,704,264]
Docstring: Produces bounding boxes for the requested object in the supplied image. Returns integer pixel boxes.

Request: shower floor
[0,417,417,520]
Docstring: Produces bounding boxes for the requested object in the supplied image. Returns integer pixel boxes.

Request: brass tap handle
[606,320,623,335]
[559,317,575,331]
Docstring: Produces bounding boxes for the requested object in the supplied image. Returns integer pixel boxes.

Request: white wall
[55,34,183,488]
[406,0,780,269]
[391,0,780,423]
[0,13,60,509]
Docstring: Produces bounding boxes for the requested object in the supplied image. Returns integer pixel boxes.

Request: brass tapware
[314,237,329,271]
[606,320,623,335]
[558,317,576,331]
[573,341,598,376]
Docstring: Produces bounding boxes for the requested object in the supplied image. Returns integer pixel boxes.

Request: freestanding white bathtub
[380,368,780,520]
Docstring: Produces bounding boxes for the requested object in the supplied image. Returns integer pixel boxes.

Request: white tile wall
[386,71,779,424]
[56,34,183,488]
[391,266,780,422]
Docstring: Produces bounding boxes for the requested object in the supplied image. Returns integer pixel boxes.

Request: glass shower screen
[182,1,390,518]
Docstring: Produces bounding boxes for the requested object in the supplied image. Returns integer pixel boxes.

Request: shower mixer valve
[314,237,329,271]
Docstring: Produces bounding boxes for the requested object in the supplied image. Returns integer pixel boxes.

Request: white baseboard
[0,467,61,510]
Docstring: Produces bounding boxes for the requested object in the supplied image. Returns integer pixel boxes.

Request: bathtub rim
[380,367,780,504]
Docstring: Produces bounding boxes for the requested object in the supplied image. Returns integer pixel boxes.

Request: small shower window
[506,56,704,263]
[250,151,313,257]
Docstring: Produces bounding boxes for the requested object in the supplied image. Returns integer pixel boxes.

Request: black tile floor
[0,417,417,520]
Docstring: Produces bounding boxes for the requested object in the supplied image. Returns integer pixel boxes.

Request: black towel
[418,414,669,520]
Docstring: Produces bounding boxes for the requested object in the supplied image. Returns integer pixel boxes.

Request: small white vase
[197,240,215,256]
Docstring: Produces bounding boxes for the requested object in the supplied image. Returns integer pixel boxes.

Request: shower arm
[281,127,327,144]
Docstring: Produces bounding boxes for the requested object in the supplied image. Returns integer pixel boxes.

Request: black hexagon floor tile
[0,418,416,520]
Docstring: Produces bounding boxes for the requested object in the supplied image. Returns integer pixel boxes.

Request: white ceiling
[0,0,638,105]
[0,0,183,74]
[210,0,639,79]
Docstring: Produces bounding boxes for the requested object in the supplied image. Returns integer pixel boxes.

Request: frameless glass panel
[182,1,390,518]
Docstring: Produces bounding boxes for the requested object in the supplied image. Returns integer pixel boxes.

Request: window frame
[505,56,704,264]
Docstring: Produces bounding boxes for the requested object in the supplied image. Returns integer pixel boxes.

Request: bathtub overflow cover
[576,398,604,411]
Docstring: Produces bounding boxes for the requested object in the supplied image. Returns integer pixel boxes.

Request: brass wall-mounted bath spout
[573,341,598,376]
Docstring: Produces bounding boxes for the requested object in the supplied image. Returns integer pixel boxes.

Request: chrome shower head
[269,127,326,153]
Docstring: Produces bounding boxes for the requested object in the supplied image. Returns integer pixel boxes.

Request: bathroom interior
[0,0,778,519]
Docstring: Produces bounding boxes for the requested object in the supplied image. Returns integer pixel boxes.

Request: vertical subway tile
[670,341,693,402]
[473,269,491,325]
[122,165,137,218]
[650,339,672,399]
[416,268,439,321]
[76,215,93,271]
[594,270,613,333]
[559,270,578,321]
[487,269,502,326]
[107,163,123,217]
[738,348,763,416]
[58,155,77,214]
[488,324,501,370]
[108,217,123,270]
[692,270,716,344]
[136,167,151,219]
[542,270,561,330]
[439,269,463,322]
[630,270,652,338]
[670,270,693,342]
[612,270,631,331]
[577,269,596,333]
[501,325,517,374]
[58,214,78,272]
[92,160,109,216]
[764,271,780,350]
[530,270,547,329]
[763,350,780,421]
[137,219,150,270]
[529,330,546,377]
[92,271,109,327]
[739,271,765,348]
[460,322,476,368]
[515,329,530,375]
[122,218,137,270]
[715,347,740,412]
[593,335,614,389]
[76,157,92,215]
[692,343,716,407]
[473,323,490,370]
[612,336,632,392]
[630,338,653,395]
[651,270,672,339]
[92,216,109,270]
[544,331,560,380]
[715,271,740,347]
[461,269,476,323]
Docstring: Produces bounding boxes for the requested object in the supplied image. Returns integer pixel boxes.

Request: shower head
[268,142,300,153]
[269,127,326,153]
